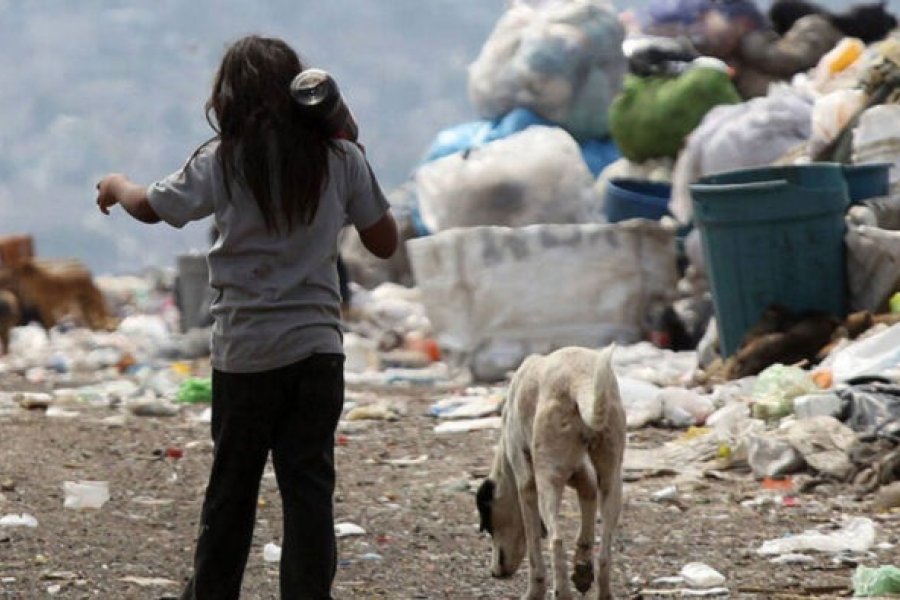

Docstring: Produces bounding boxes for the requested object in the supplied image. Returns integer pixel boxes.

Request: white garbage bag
[670,85,814,223]
[468,0,626,140]
[415,126,598,233]
[853,105,900,184]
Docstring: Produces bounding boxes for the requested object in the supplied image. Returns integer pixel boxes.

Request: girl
[96,35,398,599]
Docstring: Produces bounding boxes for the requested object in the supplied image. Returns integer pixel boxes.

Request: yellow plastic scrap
[826,38,865,74]
[678,426,713,442]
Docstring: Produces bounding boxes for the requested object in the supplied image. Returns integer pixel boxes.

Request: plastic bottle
[290,69,359,142]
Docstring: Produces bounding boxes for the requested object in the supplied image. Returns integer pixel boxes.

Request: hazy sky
[2,0,897,274]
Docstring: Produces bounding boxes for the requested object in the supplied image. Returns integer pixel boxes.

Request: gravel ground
[1,372,898,599]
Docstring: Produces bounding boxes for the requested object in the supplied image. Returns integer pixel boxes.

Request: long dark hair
[769,0,897,42]
[205,35,339,234]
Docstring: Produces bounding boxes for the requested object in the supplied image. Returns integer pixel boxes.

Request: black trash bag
[623,36,699,77]
[837,382,900,441]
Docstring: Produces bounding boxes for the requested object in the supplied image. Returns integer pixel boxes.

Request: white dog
[476,345,625,600]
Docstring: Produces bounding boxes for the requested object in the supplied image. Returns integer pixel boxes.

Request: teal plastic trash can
[842,162,892,203]
[690,163,850,357]
[604,178,672,223]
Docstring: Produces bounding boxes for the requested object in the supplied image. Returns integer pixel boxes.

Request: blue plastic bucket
[690,163,849,357]
[842,162,892,203]
[604,178,672,223]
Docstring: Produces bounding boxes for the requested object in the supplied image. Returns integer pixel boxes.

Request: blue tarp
[421,107,620,177]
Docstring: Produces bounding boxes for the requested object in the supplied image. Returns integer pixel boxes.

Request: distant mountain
[1,1,505,274]
[2,0,897,274]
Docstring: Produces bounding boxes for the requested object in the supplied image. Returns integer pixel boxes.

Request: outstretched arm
[96,173,161,224]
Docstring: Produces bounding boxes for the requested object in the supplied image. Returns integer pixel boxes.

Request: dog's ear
[475,479,495,534]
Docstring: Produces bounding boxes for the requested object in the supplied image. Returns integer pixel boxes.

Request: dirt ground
[1,372,898,600]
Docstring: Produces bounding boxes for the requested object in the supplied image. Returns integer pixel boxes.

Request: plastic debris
[344,333,381,373]
[433,416,502,434]
[44,406,79,419]
[345,402,403,422]
[659,387,715,427]
[63,480,110,510]
[263,542,282,563]
[747,435,804,479]
[379,455,428,467]
[757,517,876,556]
[652,485,679,501]
[853,565,900,597]
[680,562,726,589]
[619,377,664,429]
[0,513,38,528]
[119,576,177,587]
[176,377,212,404]
[751,364,819,420]
[827,322,900,382]
[429,394,503,419]
[334,522,366,538]
[359,552,383,561]
[793,392,843,420]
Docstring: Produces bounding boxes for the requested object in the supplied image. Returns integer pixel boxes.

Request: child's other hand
[96,173,125,215]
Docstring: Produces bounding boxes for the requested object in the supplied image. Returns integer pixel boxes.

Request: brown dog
[476,345,625,600]
[0,289,20,355]
[12,260,117,331]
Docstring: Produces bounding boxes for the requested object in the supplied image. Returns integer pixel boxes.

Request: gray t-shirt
[147,139,389,373]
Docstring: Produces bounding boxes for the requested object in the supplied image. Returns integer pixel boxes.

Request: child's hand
[96,174,125,215]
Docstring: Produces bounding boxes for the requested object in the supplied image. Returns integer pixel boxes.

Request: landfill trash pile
[2,318,900,596]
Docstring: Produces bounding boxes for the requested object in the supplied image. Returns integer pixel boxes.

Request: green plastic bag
[853,565,900,597]
[751,364,819,420]
[176,377,212,404]
[609,67,741,163]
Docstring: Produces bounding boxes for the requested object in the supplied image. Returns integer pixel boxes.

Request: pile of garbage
[339,0,900,382]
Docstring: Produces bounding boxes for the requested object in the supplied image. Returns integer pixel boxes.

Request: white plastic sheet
[825,321,900,382]
[757,516,876,556]
[63,480,110,510]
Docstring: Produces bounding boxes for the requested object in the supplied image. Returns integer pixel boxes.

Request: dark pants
[180,354,345,600]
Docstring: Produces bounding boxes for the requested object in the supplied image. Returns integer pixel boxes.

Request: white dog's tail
[577,343,618,431]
